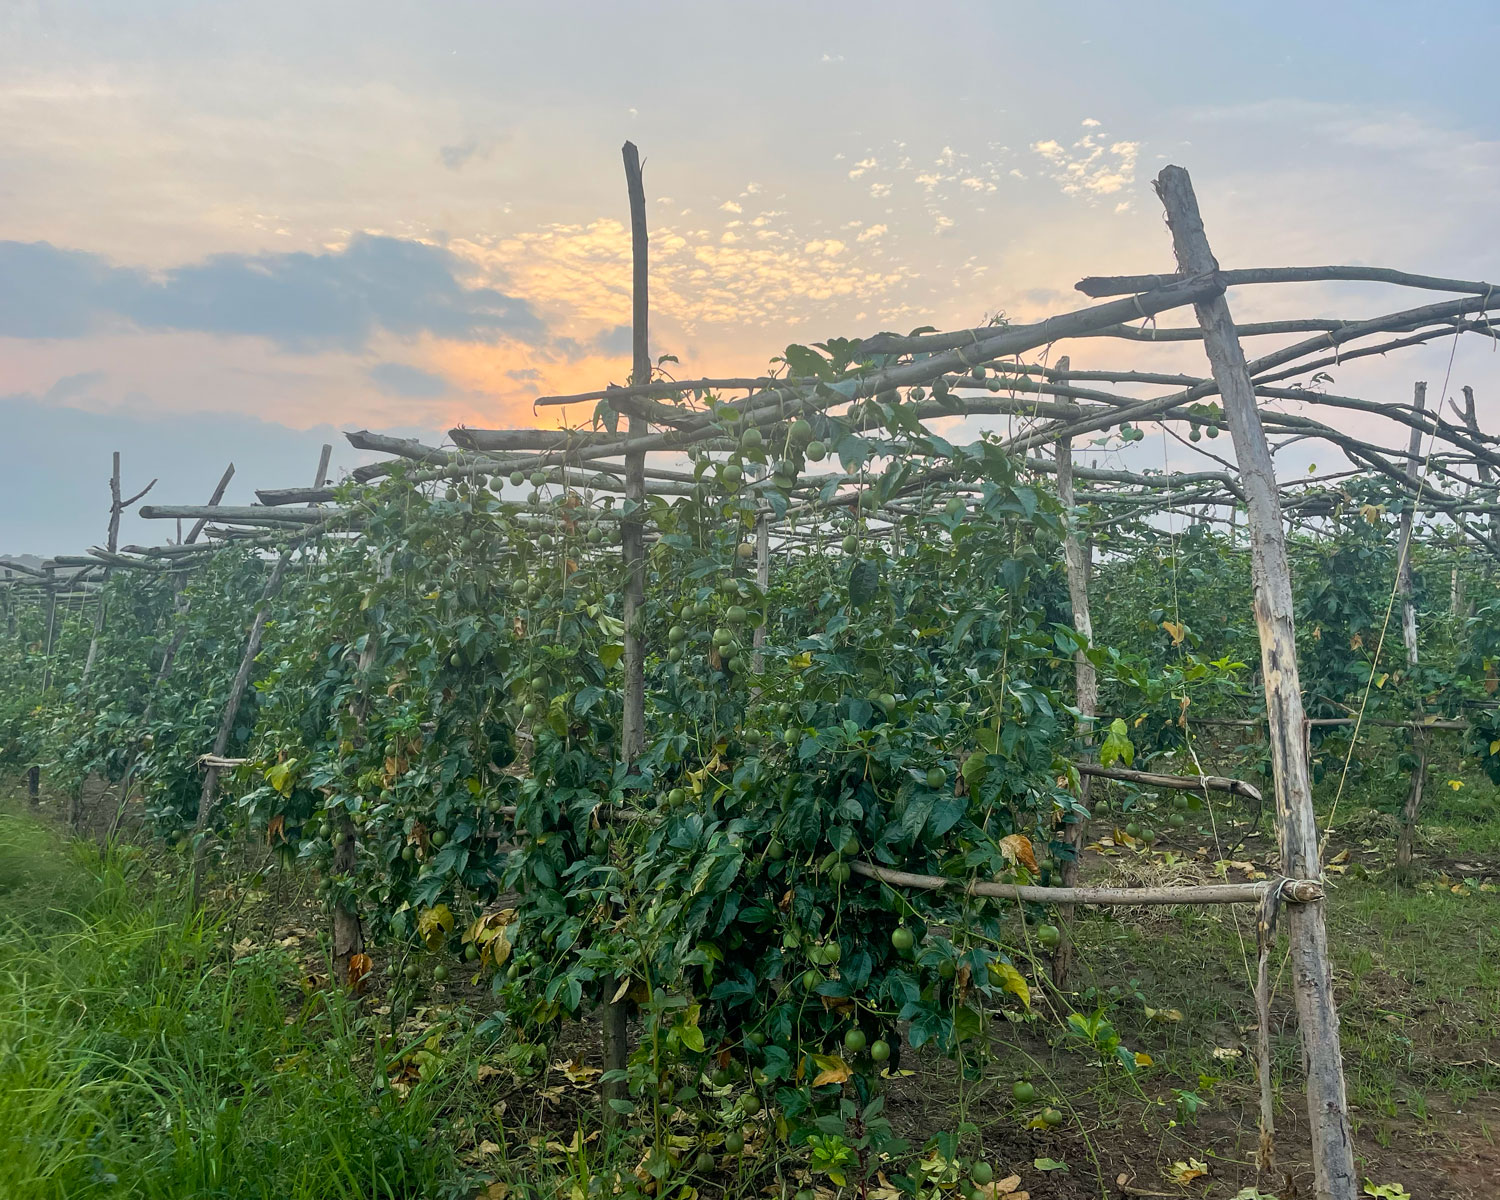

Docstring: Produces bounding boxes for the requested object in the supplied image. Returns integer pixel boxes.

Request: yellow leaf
[1168,1157,1209,1184]
[1329,849,1350,865]
[998,834,1039,873]
[789,650,812,669]
[417,904,454,949]
[810,1053,852,1088]
[1143,1006,1182,1023]
[987,960,1031,1008]
[484,1184,510,1199]
[477,1140,501,1156]
[1162,620,1186,646]
[1447,779,1464,791]
[1134,1051,1154,1067]
[1489,739,1500,755]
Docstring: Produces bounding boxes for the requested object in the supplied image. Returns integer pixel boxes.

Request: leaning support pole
[1155,164,1356,1200]
[190,551,293,907]
[602,138,650,1126]
[1395,384,1428,883]
[1051,356,1095,988]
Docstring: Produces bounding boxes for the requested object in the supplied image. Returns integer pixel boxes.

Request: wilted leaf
[1169,1157,1209,1184]
[810,1053,852,1087]
[1033,1157,1068,1172]
[988,960,1031,1008]
[1362,1183,1411,1200]
[998,833,1038,873]
[347,953,373,992]
[1162,620,1186,646]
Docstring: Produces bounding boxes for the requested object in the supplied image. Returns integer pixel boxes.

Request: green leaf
[599,643,625,670]
[1099,717,1135,768]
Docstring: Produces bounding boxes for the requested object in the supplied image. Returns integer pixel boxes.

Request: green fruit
[506,962,520,981]
[738,1093,762,1116]
[450,652,463,668]
[430,830,448,847]
[668,787,687,806]
[767,838,786,860]
[465,943,479,962]
[726,605,749,626]
[741,426,764,450]
[401,846,415,862]
[1140,827,1157,845]
[747,1030,766,1047]
[710,1067,732,1087]
[432,964,450,983]
[724,1131,745,1155]
[806,439,827,462]
[1012,1080,1036,1103]
[1168,812,1185,828]
[843,1028,867,1053]
[926,766,946,789]
[891,926,915,952]
[938,958,956,981]
[971,1162,994,1186]
[1124,821,1142,838]
[530,471,547,488]
[509,470,524,487]
[801,969,820,991]
[789,418,813,445]
[1041,1106,1064,1127]
[869,1039,890,1063]
[403,963,419,980]
[841,535,859,555]
[693,1150,715,1174]
[875,693,896,717]
[1036,923,1062,949]
[668,646,683,663]
[668,624,687,644]
[837,831,860,856]
[829,862,851,885]
[736,541,755,560]
[722,463,743,487]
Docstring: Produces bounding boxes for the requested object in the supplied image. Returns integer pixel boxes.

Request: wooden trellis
[15,151,1500,1200]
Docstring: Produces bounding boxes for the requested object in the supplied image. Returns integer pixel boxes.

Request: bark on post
[1051,357,1096,988]
[190,551,293,906]
[603,139,650,1124]
[752,512,770,676]
[1155,165,1357,1200]
[1395,384,1428,882]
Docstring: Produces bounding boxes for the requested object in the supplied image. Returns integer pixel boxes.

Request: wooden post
[41,567,58,693]
[190,551,292,906]
[27,764,40,805]
[752,512,769,675]
[310,444,333,507]
[1395,383,1428,882]
[1051,357,1095,988]
[603,139,650,1124]
[82,452,123,687]
[1155,165,1357,1200]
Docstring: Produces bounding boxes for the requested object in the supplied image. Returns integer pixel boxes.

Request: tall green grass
[0,808,472,1200]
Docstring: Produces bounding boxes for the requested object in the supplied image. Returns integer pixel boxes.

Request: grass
[0,805,476,1200]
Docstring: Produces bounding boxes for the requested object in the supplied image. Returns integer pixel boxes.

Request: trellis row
[15,153,1500,1200]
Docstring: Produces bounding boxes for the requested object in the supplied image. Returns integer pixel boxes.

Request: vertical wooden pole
[1459,385,1490,609]
[603,139,650,1123]
[190,551,293,906]
[1395,384,1427,882]
[82,452,123,686]
[41,567,58,693]
[1155,165,1356,1200]
[310,444,333,506]
[752,512,769,676]
[1051,357,1095,988]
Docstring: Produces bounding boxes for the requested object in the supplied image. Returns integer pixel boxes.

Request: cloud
[720,200,742,213]
[367,361,450,398]
[0,234,547,351]
[438,138,483,171]
[1030,132,1139,200]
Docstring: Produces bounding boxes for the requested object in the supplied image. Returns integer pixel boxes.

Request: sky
[5,1,1500,553]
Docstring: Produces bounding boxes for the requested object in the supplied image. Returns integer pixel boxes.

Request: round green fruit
[432,964,450,983]
[403,963,419,980]
[1012,1080,1036,1103]
[869,1039,890,1063]
[724,1131,745,1156]
[693,1150,715,1174]
[805,440,827,462]
[843,1028,867,1053]
[841,534,858,555]
[891,926,915,952]
[926,766,947,789]
[430,829,448,847]
[971,1162,995,1186]
[801,969,820,991]
[1036,923,1062,950]
[738,1093,762,1116]
[1041,1106,1064,1127]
